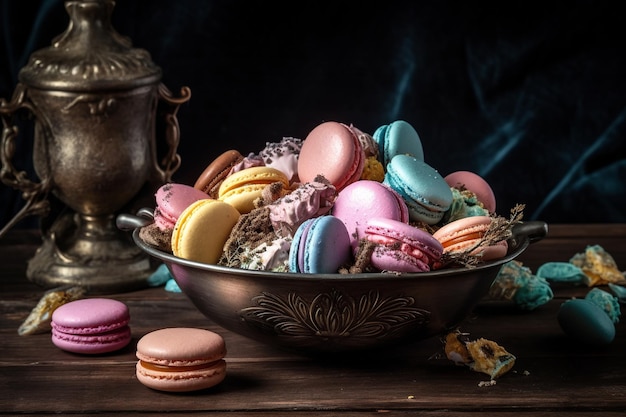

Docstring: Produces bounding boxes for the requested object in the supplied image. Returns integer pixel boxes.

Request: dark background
[1,0,625,230]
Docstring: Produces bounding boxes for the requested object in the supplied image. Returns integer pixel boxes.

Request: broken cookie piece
[443,330,516,379]
[18,286,85,335]
[569,245,625,286]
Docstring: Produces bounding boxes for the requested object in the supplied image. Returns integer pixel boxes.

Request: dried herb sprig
[438,204,526,269]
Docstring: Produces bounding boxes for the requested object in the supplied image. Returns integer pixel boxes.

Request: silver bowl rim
[121,210,548,282]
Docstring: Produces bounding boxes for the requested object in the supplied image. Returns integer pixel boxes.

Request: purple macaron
[51,298,131,354]
[364,217,443,273]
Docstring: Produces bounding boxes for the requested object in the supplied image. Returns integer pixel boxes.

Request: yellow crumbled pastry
[443,331,516,379]
[18,285,85,335]
[444,331,472,365]
[465,338,516,380]
[360,156,385,182]
[569,245,625,286]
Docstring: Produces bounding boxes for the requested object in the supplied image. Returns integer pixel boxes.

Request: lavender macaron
[51,298,131,354]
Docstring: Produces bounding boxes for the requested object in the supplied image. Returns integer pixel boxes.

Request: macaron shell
[136,327,227,392]
[370,244,429,273]
[364,217,443,262]
[193,149,244,198]
[384,154,452,224]
[154,183,210,231]
[136,359,226,392]
[289,218,313,272]
[444,170,496,213]
[432,215,492,247]
[332,180,409,250]
[432,215,508,261]
[52,325,131,354]
[51,298,130,334]
[298,121,365,191]
[373,120,424,166]
[218,166,289,213]
[290,216,351,273]
[171,199,240,264]
[51,298,131,354]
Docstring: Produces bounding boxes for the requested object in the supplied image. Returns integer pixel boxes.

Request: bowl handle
[511,220,548,244]
[116,208,154,231]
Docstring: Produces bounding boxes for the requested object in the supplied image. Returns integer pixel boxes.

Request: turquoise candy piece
[147,264,173,287]
[489,261,553,310]
[536,262,586,284]
[558,298,615,345]
[608,283,626,302]
[164,278,182,293]
[585,288,621,323]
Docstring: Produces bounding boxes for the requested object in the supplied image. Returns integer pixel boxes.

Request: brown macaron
[193,150,244,198]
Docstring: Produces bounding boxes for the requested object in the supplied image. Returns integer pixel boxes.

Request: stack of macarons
[140,118,511,274]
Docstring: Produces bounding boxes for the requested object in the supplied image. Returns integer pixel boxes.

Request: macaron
[289,215,351,273]
[364,217,443,273]
[194,149,245,199]
[136,327,227,392]
[218,166,290,214]
[432,215,508,261]
[444,170,496,213]
[172,198,241,264]
[332,180,409,251]
[373,120,424,167]
[51,298,131,354]
[153,183,210,231]
[297,121,365,191]
[383,154,452,224]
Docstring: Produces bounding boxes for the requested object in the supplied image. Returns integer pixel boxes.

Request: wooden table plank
[1,225,626,415]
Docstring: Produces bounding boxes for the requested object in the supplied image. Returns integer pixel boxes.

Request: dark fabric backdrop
[1,0,625,230]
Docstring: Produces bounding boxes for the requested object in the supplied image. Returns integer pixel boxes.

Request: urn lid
[19,0,162,91]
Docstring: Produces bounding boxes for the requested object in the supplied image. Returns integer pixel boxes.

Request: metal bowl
[118,211,547,355]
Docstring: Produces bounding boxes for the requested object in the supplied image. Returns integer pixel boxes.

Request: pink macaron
[444,171,496,213]
[153,183,209,231]
[364,217,443,273]
[51,298,131,354]
[136,327,227,392]
[297,121,365,191]
[432,215,508,261]
[332,180,409,251]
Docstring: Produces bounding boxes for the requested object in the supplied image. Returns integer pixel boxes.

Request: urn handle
[152,83,192,184]
[0,83,52,238]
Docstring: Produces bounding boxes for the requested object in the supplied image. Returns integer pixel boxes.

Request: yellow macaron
[171,199,240,264]
[218,166,289,213]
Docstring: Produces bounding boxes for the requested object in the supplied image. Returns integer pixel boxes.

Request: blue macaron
[383,154,453,224]
[289,216,351,274]
[373,120,424,167]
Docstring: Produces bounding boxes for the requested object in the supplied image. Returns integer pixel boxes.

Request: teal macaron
[383,154,453,224]
[373,120,424,167]
[289,215,351,274]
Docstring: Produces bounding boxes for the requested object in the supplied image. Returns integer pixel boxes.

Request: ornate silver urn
[0,0,191,293]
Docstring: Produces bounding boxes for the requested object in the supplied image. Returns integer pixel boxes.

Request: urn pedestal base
[26,211,154,294]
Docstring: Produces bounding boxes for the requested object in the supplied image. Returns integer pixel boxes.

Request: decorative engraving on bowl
[240,289,431,348]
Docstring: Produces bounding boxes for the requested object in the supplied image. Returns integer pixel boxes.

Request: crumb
[478,380,497,387]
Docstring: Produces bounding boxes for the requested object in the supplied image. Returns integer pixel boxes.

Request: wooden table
[2,225,626,416]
